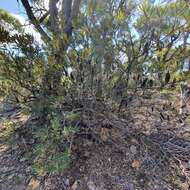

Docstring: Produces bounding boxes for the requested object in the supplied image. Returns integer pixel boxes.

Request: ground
[0,90,190,190]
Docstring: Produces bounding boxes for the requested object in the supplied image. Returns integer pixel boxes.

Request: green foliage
[32,148,70,176]
[1,0,189,107]
[0,9,23,31]
[115,8,126,23]
[32,116,77,176]
[65,112,80,122]
[0,0,189,109]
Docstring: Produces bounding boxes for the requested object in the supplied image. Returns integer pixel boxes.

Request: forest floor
[0,90,190,190]
[0,101,34,190]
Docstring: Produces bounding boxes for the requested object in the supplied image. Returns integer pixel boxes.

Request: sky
[0,0,24,15]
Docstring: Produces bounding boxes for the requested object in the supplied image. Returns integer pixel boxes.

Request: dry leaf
[100,128,109,141]
[27,178,40,190]
[132,159,141,169]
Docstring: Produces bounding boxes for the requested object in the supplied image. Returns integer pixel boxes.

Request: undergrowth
[32,115,77,177]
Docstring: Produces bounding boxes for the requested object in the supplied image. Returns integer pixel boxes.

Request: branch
[39,11,49,23]
[20,0,51,42]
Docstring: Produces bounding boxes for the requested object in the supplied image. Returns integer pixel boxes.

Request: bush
[32,115,77,176]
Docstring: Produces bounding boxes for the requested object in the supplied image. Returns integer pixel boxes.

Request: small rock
[8,174,15,180]
[26,167,31,173]
[130,145,137,155]
[65,178,70,186]
[130,138,138,144]
[79,166,85,172]
[71,181,79,190]
[20,158,27,162]
[87,181,97,190]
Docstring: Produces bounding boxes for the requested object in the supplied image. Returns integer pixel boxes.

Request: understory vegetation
[0,0,190,189]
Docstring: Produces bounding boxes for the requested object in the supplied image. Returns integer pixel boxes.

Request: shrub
[32,115,77,176]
